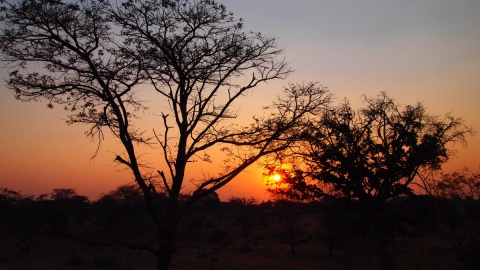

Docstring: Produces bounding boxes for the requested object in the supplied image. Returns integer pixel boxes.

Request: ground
[0,215,465,270]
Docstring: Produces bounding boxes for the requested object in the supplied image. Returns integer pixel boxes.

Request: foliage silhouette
[266,92,474,270]
[0,0,334,268]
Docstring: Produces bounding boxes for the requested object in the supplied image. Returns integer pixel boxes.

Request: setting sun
[273,174,282,182]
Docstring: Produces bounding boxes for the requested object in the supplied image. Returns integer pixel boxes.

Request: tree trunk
[364,201,393,270]
[156,222,177,270]
[155,200,180,270]
[370,209,392,270]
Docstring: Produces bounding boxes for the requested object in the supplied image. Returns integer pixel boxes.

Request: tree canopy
[268,92,473,205]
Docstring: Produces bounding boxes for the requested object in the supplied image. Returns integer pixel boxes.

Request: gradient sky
[1,0,479,201]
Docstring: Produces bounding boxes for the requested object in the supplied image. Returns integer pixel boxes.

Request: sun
[272,174,282,182]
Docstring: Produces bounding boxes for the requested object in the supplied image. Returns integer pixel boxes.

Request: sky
[1,0,479,201]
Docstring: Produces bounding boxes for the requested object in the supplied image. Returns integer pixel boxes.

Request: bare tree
[0,0,331,268]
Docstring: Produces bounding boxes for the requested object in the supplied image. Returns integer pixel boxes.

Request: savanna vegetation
[1,169,479,270]
[0,0,477,269]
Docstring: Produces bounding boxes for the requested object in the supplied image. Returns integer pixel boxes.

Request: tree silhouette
[99,184,144,204]
[228,196,259,252]
[419,168,480,270]
[268,92,473,270]
[272,199,306,254]
[0,0,331,268]
[50,188,80,201]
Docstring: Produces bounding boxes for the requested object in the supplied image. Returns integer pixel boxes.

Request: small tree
[273,198,306,254]
[228,196,258,251]
[50,188,78,201]
[420,168,480,200]
[419,168,480,270]
[268,92,473,270]
[100,184,144,204]
[0,0,331,268]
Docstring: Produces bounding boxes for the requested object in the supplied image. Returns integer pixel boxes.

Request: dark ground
[0,217,464,270]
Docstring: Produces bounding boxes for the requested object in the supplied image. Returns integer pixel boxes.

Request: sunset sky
[1,0,479,201]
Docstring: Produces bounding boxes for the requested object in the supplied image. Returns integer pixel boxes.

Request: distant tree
[100,184,144,204]
[419,168,480,270]
[50,188,77,200]
[228,196,259,251]
[268,93,473,270]
[420,168,480,200]
[0,0,331,268]
[196,189,220,210]
[0,188,32,205]
[44,188,90,232]
[272,199,306,254]
[0,188,35,224]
